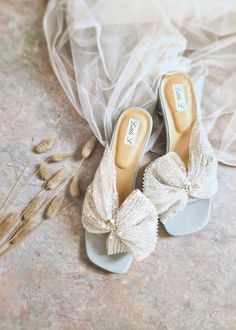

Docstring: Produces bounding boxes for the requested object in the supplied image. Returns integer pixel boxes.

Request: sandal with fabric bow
[144,72,218,236]
[82,107,158,273]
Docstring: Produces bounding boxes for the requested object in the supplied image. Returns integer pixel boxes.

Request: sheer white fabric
[43,0,236,166]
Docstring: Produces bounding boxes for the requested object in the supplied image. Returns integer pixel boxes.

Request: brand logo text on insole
[124,118,140,147]
[172,83,187,112]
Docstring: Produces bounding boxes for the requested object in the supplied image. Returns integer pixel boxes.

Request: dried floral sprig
[0,213,19,238]
[10,225,32,245]
[46,168,68,190]
[81,135,97,159]
[47,151,74,162]
[38,161,49,180]
[69,175,80,198]
[0,213,21,245]
[0,187,45,247]
[45,193,64,219]
[0,222,40,258]
[34,137,54,154]
[23,194,45,223]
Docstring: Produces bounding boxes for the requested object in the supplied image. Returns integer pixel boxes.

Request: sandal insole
[111,108,152,205]
[160,73,196,166]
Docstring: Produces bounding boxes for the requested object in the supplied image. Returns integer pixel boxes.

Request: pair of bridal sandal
[82,72,218,273]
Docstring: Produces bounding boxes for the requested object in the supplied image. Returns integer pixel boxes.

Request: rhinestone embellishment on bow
[107,218,117,239]
[183,181,199,193]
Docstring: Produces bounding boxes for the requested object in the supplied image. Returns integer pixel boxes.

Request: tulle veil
[43,0,236,166]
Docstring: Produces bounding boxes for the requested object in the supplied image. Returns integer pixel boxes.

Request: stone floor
[0,1,235,330]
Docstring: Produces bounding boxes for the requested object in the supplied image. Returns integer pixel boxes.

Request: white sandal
[143,72,218,236]
[82,107,157,273]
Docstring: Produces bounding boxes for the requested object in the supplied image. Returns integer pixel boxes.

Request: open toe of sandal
[85,232,133,273]
[163,199,212,236]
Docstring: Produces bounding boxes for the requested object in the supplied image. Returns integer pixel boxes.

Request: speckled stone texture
[0,1,235,330]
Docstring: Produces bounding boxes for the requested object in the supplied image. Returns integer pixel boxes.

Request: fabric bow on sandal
[144,120,218,223]
[82,147,157,262]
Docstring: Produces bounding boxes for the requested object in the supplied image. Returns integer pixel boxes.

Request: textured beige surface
[0,1,235,330]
